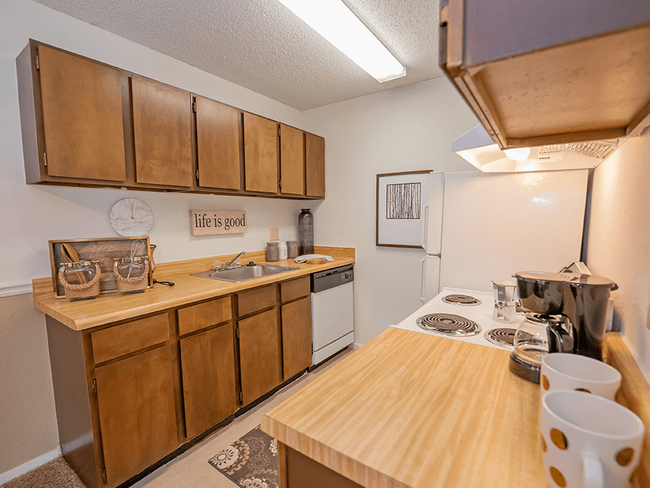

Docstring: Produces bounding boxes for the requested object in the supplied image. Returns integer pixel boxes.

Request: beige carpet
[1,457,85,488]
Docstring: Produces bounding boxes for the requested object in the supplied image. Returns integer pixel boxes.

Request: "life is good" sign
[190,210,247,236]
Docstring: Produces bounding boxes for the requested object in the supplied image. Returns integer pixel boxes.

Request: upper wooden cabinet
[18,40,325,199]
[280,124,305,195]
[439,0,650,149]
[243,112,279,194]
[132,76,193,187]
[195,96,241,190]
[306,133,325,198]
[18,43,126,183]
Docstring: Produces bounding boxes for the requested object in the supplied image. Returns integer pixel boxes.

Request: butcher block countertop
[262,329,650,488]
[262,327,546,488]
[32,246,354,331]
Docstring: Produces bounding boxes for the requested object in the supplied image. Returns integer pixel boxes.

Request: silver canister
[492,280,518,323]
[287,241,298,259]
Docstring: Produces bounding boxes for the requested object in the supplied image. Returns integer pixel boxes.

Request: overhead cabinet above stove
[439,0,650,150]
[17,40,325,200]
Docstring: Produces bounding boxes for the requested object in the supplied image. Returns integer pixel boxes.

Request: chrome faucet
[225,251,247,268]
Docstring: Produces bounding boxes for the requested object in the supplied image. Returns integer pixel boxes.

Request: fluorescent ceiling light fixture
[278,0,405,83]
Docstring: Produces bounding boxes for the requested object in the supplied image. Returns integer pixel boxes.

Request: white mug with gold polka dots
[541,390,645,488]
[541,353,622,401]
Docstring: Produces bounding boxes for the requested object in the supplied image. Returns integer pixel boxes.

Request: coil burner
[484,328,518,349]
[442,294,482,306]
[416,313,481,337]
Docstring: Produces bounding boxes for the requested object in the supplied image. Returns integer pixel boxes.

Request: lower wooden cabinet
[281,297,312,380]
[95,345,178,487]
[180,323,238,439]
[46,275,315,488]
[238,308,283,405]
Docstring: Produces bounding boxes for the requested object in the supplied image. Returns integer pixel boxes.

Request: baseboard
[0,447,62,484]
[0,282,32,299]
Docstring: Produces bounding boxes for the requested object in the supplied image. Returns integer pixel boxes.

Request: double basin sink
[191,264,299,283]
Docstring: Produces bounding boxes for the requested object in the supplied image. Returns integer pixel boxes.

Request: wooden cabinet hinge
[35,54,40,70]
[43,152,48,167]
[91,378,97,395]
[235,327,240,339]
[278,127,281,137]
[278,180,282,190]
[195,169,199,181]
[238,390,243,404]
[101,468,107,483]
[192,99,197,112]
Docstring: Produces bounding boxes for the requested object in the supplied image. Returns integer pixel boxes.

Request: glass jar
[60,261,97,285]
[278,241,288,260]
[114,256,148,279]
[298,209,314,255]
[266,242,279,262]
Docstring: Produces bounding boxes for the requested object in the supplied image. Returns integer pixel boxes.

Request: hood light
[504,147,531,162]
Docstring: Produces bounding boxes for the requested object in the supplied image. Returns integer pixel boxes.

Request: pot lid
[514,271,616,287]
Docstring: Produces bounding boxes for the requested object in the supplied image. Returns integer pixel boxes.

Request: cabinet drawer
[237,285,277,316]
[281,276,310,303]
[177,296,232,336]
[91,313,170,364]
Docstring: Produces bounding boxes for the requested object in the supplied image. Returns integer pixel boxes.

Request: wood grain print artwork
[386,182,421,219]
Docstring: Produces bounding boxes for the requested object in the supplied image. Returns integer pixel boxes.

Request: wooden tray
[49,237,151,299]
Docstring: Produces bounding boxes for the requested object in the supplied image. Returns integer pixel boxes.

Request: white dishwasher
[310,264,355,366]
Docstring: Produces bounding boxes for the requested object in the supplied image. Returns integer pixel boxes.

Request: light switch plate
[270,227,279,241]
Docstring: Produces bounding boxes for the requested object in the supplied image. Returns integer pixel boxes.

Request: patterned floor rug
[208,426,279,488]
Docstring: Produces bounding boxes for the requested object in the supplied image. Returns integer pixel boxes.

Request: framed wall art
[376,170,431,248]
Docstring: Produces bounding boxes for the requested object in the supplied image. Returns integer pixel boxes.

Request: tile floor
[131,347,353,488]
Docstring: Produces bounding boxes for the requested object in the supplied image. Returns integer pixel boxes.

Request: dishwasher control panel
[311,264,354,293]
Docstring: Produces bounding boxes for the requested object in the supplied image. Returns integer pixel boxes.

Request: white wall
[303,78,479,345]
[0,0,307,475]
[587,131,650,381]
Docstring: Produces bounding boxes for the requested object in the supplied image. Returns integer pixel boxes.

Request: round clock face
[109,198,154,237]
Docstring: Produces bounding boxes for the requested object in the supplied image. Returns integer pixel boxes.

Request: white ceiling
[32,0,444,111]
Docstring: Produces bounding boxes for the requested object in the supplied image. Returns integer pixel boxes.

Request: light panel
[278,0,406,83]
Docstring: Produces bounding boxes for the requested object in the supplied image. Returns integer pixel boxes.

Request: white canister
[278,241,288,260]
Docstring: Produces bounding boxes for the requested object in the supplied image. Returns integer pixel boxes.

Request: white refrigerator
[420,170,589,302]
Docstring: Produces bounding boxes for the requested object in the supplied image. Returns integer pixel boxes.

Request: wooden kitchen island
[262,327,546,488]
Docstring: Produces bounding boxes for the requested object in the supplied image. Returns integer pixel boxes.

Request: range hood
[452,125,621,173]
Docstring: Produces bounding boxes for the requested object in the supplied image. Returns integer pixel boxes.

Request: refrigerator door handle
[422,203,430,250]
[420,256,427,304]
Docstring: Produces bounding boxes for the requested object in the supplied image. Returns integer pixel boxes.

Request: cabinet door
[95,346,178,487]
[280,124,304,195]
[180,323,237,439]
[238,309,282,405]
[243,112,278,193]
[281,297,312,379]
[305,133,325,198]
[38,45,126,181]
[132,76,193,187]
[196,96,241,190]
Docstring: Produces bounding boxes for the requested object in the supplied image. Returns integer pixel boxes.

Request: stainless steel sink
[191,264,299,283]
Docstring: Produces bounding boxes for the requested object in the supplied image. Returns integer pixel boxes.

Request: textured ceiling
[32,0,443,110]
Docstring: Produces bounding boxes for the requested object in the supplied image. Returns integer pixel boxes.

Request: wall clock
[109,198,154,237]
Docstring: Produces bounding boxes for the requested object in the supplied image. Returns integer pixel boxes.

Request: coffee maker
[510,271,616,383]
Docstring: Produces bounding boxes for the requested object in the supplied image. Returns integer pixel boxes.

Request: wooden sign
[190,210,247,236]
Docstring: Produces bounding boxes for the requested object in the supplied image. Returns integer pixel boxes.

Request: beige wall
[0,294,59,475]
[586,131,650,381]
